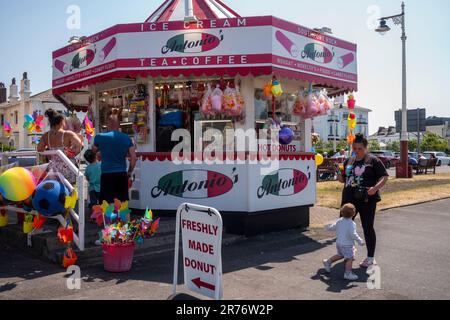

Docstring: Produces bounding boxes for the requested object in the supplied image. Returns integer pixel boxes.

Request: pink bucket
[102,243,135,273]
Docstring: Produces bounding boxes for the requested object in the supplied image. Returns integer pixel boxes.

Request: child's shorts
[337,244,356,260]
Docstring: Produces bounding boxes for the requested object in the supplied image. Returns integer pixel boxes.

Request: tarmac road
[1,199,449,300]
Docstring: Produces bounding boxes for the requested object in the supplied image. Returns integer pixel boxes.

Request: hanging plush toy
[263,82,272,98]
[271,78,283,97]
[347,94,356,109]
[348,112,357,130]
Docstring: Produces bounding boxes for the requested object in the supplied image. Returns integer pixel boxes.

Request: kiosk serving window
[154,79,245,152]
[98,84,150,144]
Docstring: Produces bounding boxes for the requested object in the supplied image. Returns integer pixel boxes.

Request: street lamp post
[375,2,410,178]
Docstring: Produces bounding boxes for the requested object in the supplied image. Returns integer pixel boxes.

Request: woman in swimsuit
[37,109,83,184]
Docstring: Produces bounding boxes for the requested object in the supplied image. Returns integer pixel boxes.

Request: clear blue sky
[1,0,449,133]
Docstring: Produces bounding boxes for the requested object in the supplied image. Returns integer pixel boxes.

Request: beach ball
[316,154,324,167]
[0,167,36,202]
[279,127,294,145]
[32,180,69,217]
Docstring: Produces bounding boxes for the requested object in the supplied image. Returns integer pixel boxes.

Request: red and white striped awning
[145,0,241,23]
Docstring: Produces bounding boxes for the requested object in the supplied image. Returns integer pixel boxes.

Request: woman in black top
[338,134,389,268]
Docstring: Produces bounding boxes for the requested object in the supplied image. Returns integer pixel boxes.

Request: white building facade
[0,73,67,149]
[313,105,371,143]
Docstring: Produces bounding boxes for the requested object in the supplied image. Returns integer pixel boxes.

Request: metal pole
[417,108,421,155]
[399,1,409,177]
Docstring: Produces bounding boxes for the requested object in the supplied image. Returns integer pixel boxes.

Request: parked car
[408,152,419,160]
[423,152,450,166]
[7,148,38,167]
[370,150,400,169]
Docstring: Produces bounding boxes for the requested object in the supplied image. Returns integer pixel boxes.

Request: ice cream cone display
[276,31,299,58]
[54,59,69,74]
[99,37,117,62]
[337,53,355,69]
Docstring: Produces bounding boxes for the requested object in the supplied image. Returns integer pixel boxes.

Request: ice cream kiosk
[52,0,358,236]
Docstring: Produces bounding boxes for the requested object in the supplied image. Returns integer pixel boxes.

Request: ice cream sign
[162,31,224,54]
[275,30,355,69]
[54,37,117,75]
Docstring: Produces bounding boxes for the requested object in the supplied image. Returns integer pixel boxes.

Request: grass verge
[316,173,450,211]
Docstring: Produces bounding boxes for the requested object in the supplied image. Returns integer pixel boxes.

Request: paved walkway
[310,206,339,228]
[1,199,449,300]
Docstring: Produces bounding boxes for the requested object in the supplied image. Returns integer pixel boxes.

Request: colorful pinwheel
[24,111,45,134]
[3,121,11,137]
[65,190,78,209]
[84,115,95,143]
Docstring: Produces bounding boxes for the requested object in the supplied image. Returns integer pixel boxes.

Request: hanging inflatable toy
[279,127,294,145]
[0,167,36,202]
[32,180,69,217]
[315,154,325,167]
[271,78,283,97]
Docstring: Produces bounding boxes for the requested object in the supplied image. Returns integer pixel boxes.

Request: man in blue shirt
[93,117,137,203]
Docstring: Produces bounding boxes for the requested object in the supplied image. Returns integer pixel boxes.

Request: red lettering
[184,257,216,275]
[188,239,214,255]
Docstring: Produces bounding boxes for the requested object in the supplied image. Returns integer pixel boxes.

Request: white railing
[1,150,85,251]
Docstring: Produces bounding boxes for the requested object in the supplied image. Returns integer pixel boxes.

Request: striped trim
[147,0,240,23]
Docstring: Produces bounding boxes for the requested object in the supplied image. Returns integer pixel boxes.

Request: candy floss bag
[317,90,333,116]
[211,85,224,115]
[201,84,214,117]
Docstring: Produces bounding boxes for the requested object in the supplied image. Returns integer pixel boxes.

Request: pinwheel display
[93,201,160,246]
[23,111,45,134]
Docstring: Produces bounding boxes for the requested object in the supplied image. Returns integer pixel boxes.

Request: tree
[368,140,380,151]
[421,133,448,152]
[386,141,400,152]
[408,139,418,152]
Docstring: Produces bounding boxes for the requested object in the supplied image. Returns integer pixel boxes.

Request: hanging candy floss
[0,167,36,202]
